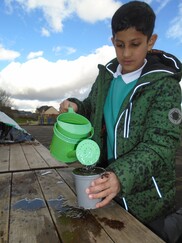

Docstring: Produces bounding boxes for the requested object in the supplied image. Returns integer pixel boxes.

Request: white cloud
[73,0,121,23]
[27,51,44,60]
[0,45,115,111]
[53,46,76,56]
[11,98,60,112]
[0,44,20,60]
[66,47,76,55]
[155,0,172,13]
[5,0,121,33]
[143,0,152,4]
[41,27,50,37]
[166,3,182,42]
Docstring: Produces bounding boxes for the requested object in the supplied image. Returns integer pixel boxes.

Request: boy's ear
[148,34,158,51]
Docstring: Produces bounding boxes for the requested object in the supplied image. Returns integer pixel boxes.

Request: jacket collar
[105,49,182,82]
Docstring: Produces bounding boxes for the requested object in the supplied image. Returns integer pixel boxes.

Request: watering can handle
[68,105,75,113]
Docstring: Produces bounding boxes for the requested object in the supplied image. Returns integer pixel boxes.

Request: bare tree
[0,88,13,116]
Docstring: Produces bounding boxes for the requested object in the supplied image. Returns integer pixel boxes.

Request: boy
[59,1,182,241]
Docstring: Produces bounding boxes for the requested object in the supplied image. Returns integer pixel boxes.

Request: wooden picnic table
[0,142,164,243]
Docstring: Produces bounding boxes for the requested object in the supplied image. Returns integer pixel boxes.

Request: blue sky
[0,0,181,111]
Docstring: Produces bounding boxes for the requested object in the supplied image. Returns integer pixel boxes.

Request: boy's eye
[116,43,125,48]
[115,42,141,48]
[131,42,140,47]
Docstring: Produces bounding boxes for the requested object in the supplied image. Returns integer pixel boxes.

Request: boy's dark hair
[111,1,156,39]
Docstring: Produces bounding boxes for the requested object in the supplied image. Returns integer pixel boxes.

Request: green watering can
[50,107,95,163]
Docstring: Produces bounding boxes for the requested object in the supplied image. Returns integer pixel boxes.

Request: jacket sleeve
[107,76,182,196]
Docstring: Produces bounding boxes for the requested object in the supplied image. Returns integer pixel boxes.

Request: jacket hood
[142,49,182,82]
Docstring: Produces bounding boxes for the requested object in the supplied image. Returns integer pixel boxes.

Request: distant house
[36,106,59,125]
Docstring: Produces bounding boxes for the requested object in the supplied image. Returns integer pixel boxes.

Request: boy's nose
[123,47,131,58]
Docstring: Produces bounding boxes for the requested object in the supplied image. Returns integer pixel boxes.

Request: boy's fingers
[96,194,114,208]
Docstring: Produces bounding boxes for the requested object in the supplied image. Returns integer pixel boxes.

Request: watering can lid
[76,139,100,166]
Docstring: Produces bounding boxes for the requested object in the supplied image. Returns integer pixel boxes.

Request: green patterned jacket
[69,50,182,223]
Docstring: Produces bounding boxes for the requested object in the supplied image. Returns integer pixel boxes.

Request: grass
[14,117,38,125]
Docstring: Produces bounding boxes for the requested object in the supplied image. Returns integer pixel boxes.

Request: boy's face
[112,28,157,74]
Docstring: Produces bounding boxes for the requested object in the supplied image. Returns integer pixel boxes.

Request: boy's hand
[86,172,121,208]
[59,100,78,113]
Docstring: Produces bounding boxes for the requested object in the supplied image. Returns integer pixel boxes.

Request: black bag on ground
[0,122,34,143]
[0,111,34,143]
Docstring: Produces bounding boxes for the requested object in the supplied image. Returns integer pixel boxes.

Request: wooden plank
[36,169,113,243]
[9,171,60,243]
[0,173,11,243]
[56,167,75,191]
[1,142,67,173]
[92,203,164,243]
[32,143,67,168]
[22,144,49,169]
[10,144,30,171]
[56,164,83,191]
[0,145,10,172]
[36,169,76,207]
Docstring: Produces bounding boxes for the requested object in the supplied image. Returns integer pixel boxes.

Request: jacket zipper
[114,82,150,159]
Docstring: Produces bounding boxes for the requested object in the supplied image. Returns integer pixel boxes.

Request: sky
[0,0,182,112]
